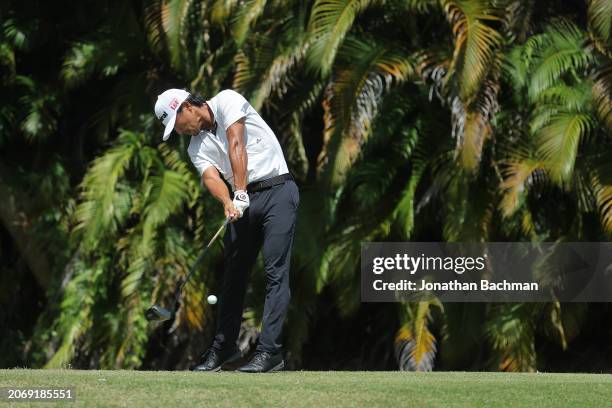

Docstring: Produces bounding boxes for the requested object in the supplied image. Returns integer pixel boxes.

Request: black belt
[247,173,293,193]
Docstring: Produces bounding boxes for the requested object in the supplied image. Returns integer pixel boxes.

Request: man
[154,88,299,373]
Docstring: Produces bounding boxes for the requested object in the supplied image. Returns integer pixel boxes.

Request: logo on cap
[159,112,168,122]
[169,98,180,110]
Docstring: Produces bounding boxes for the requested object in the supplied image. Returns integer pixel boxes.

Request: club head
[145,305,173,322]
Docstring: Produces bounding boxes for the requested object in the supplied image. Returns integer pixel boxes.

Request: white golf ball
[207,295,217,305]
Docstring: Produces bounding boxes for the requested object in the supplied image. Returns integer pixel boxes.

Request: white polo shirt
[187,89,289,191]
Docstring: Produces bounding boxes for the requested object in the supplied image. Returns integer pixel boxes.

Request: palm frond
[0,41,16,83]
[210,0,239,25]
[181,278,209,332]
[233,2,310,109]
[499,156,545,217]
[145,0,195,70]
[526,20,593,102]
[404,0,440,13]
[395,300,442,371]
[233,34,305,110]
[61,37,129,89]
[535,82,594,113]
[114,290,149,368]
[592,59,612,132]
[3,19,28,50]
[61,42,98,88]
[306,0,381,76]
[14,76,59,142]
[502,0,534,43]
[142,170,193,245]
[231,0,267,46]
[547,301,568,350]
[441,166,494,242]
[456,74,500,171]
[485,303,536,372]
[587,0,612,57]
[44,260,107,368]
[502,45,530,105]
[74,131,141,250]
[590,155,612,234]
[556,303,589,344]
[443,0,504,102]
[536,112,593,185]
[458,108,490,170]
[391,147,426,239]
[114,169,193,307]
[318,36,414,188]
[281,113,310,180]
[190,41,237,95]
[318,225,364,316]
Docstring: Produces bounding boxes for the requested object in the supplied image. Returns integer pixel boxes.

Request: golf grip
[171,216,233,311]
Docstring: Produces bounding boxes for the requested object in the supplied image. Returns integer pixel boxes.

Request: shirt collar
[205,96,218,133]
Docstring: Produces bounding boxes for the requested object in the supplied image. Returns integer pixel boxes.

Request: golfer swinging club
[154,88,299,373]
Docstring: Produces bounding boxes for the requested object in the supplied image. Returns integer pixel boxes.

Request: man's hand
[223,198,240,220]
[232,190,250,218]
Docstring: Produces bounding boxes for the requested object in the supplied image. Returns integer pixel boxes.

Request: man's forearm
[203,174,232,205]
[226,120,248,191]
[202,167,240,220]
[228,144,247,191]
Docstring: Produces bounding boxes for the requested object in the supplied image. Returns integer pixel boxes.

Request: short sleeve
[217,89,249,131]
[187,136,214,177]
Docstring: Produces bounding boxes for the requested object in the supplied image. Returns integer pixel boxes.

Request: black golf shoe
[191,346,242,372]
[236,351,284,373]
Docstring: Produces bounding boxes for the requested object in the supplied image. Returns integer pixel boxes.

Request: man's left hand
[232,190,250,218]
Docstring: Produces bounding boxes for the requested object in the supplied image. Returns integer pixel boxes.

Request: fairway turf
[1,370,611,407]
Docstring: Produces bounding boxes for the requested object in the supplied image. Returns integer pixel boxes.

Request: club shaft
[171,216,232,310]
[206,217,231,248]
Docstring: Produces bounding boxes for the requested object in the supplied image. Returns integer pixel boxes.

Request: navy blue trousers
[212,178,299,354]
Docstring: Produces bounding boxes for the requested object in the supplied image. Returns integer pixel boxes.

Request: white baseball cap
[154,89,190,141]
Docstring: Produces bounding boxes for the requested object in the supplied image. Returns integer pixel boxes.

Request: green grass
[1,370,611,407]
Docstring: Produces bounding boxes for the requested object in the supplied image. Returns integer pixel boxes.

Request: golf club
[145,215,233,323]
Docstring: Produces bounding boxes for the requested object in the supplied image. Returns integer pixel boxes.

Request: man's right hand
[223,199,240,221]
